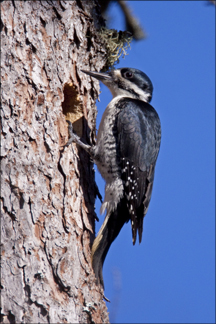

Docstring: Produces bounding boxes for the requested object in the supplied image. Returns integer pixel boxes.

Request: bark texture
[1,1,109,322]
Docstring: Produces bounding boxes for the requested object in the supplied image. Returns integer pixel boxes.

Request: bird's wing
[117,98,161,244]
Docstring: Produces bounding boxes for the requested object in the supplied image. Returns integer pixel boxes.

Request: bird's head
[81,67,153,103]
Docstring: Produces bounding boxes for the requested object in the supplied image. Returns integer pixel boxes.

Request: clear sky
[94,2,215,323]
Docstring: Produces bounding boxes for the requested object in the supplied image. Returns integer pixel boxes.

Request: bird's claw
[95,182,103,203]
[65,120,78,147]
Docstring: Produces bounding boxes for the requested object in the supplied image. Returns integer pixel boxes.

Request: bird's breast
[94,97,122,182]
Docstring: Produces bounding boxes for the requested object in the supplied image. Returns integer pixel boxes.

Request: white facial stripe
[110,72,151,103]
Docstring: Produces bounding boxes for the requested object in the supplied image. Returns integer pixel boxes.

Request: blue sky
[94,2,215,323]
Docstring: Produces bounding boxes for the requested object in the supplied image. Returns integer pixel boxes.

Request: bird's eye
[124,71,133,79]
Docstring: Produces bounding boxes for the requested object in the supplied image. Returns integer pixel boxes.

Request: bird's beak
[81,70,112,82]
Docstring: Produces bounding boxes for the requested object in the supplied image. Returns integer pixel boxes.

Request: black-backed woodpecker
[65,68,161,289]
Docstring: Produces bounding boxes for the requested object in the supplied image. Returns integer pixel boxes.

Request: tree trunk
[1,1,109,322]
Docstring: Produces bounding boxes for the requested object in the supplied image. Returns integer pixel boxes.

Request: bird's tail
[91,202,129,288]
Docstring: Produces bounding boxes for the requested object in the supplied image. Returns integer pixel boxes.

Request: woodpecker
[65,68,161,289]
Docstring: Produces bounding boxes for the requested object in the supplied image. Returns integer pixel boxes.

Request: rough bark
[1,1,109,323]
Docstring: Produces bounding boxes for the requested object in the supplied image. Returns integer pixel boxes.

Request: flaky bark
[1,1,109,322]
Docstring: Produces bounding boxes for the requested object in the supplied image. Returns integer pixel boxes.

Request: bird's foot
[65,120,80,147]
[64,120,94,159]
[95,181,103,203]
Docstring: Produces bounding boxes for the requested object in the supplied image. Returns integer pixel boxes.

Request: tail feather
[91,201,129,288]
[138,216,144,244]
